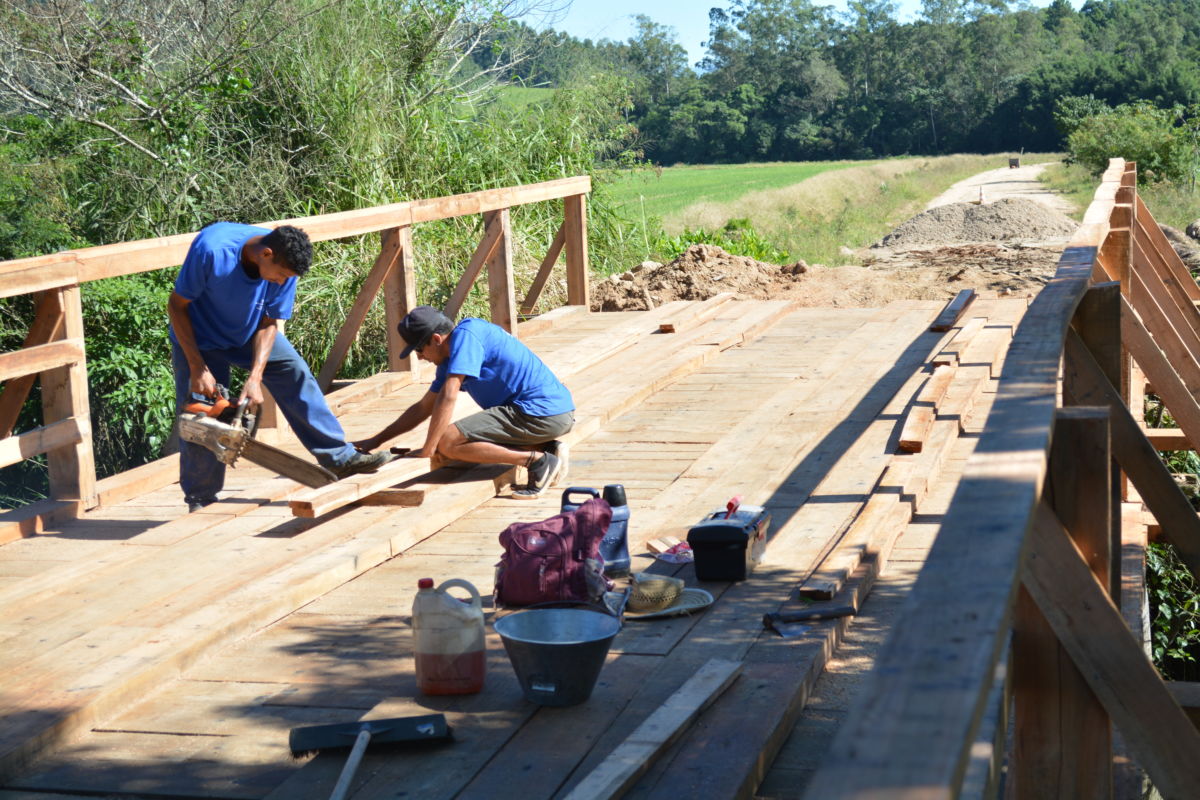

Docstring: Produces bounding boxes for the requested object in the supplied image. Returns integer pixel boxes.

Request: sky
[538,1,1062,69]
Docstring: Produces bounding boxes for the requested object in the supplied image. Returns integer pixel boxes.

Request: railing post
[484,209,516,334]
[564,194,589,307]
[40,285,96,508]
[1070,282,1123,599]
[1013,406,1113,799]
[385,225,418,373]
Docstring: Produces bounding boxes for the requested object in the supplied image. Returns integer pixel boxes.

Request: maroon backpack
[495,497,613,607]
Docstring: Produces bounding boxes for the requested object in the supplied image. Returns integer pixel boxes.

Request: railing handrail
[803,158,1130,796]
[0,175,590,293]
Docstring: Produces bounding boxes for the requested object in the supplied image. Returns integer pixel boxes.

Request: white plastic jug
[412,577,485,695]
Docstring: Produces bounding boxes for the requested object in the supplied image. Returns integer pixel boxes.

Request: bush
[652,219,790,263]
[1065,100,1200,185]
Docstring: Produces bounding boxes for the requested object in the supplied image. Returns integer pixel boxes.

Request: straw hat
[627,573,685,613]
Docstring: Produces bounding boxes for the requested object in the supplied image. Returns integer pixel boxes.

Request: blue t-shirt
[431,318,574,417]
[170,222,297,351]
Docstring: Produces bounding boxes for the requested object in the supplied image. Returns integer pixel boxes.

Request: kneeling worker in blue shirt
[168,223,390,511]
[353,306,574,497]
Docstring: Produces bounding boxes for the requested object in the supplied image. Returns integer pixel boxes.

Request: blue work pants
[171,333,355,503]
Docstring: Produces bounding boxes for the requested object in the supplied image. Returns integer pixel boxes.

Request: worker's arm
[167,291,217,398]
[240,313,279,409]
[416,373,463,458]
[352,389,437,452]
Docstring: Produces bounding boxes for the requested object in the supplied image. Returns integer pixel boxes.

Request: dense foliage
[0,0,640,496]
[490,0,1200,166]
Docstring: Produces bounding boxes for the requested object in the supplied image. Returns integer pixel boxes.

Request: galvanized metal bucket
[493,607,620,706]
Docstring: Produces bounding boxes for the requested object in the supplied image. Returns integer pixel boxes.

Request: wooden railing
[0,176,591,529]
[804,160,1200,797]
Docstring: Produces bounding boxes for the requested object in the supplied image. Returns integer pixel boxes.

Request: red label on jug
[416,649,486,695]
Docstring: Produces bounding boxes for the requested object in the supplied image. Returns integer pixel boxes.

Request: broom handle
[329,729,372,800]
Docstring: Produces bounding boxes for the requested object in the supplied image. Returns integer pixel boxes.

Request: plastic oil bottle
[560,485,631,577]
[412,578,486,695]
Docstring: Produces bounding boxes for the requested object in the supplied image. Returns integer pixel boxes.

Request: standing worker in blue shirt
[353,306,574,498]
[168,222,389,511]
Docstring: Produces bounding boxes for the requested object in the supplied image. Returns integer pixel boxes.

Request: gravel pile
[875,198,1078,249]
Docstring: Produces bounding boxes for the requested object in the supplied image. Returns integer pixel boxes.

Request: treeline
[485,0,1200,164]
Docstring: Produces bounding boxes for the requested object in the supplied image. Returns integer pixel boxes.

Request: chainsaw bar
[178,414,337,488]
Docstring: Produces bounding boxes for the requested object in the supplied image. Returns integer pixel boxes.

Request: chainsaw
[177,385,338,488]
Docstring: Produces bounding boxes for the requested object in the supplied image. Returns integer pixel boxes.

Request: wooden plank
[0,418,82,469]
[0,256,78,300]
[486,208,516,334]
[444,212,504,320]
[516,304,585,339]
[1062,330,1200,580]
[0,290,66,437]
[1011,408,1112,797]
[62,176,591,283]
[560,659,742,800]
[929,289,976,332]
[519,222,566,316]
[1127,259,1200,381]
[798,493,902,600]
[1023,503,1200,800]
[658,293,735,334]
[1143,427,1190,450]
[932,316,986,367]
[564,194,589,306]
[1132,224,1200,338]
[1120,294,1200,463]
[897,365,954,453]
[0,499,80,546]
[41,286,95,508]
[353,488,425,508]
[0,339,84,383]
[1135,193,1200,303]
[385,225,418,373]
[316,227,405,391]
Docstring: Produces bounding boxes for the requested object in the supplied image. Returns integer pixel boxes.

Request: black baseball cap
[398,306,453,358]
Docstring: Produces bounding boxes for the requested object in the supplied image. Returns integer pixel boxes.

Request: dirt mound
[876,198,1078,249]
[590,244,805,311]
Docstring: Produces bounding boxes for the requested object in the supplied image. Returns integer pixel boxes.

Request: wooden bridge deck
[0,296,1027,799]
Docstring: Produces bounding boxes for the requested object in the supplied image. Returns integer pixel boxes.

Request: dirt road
[926,161,1075,215]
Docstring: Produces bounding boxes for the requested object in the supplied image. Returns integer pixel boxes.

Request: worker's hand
[352,437,380,453]
[414,445,437,459]
[239,377,265,410]
[190,366,217,400]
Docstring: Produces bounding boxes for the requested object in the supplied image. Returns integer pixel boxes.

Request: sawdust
[591,195,1079,311]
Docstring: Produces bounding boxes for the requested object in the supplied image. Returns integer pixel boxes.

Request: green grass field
[605,161,866,221]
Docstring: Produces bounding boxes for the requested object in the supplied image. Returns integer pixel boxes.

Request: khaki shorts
[454,405,574,446]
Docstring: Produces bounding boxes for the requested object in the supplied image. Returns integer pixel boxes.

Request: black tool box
[687,505,770,581]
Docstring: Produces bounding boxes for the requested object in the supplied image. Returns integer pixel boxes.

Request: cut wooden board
[929,289,977,332]
[932,315,986,367]
[561,659,742,800]
[897,364,955,453]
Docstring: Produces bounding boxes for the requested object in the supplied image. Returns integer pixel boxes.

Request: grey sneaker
[543,440,569,487]
[512,452,560,499]
[332,450,393,479]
